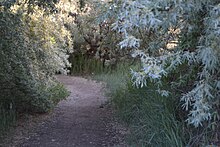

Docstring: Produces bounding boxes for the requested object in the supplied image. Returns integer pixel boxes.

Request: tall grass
[93,61,134,93]
[0,104,16,141]
[112,83,186,146]
[93,61,187,146]
[70,53,112,75]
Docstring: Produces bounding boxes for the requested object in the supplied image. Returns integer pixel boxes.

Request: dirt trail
[3,76,127,147]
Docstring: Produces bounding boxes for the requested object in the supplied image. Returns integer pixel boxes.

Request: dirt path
[3,76,127,147]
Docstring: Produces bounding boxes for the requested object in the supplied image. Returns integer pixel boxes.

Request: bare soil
[1,75,128,147]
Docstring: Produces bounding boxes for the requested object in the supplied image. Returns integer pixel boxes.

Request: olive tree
[102,0,220,128]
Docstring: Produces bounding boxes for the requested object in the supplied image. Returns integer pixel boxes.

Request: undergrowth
[113,82,186,146]
[0,105,16,138]
[93,61,134,93]
[0,81,69,142]
[94,62,188,146]
[70,53,113,75]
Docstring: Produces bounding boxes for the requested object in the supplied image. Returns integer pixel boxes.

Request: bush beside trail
[0,1,71,136]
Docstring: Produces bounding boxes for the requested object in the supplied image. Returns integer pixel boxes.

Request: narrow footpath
[3,76,127,147]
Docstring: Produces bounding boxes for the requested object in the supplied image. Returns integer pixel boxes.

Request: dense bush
[94,0,220,145]
[0,1,71,134]
[104,0,220,128]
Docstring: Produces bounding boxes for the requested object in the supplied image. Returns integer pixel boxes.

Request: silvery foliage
[0,1,73,112]
[106,0,220,127]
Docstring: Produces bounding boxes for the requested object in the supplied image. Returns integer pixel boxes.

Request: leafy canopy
[102,0,220,127]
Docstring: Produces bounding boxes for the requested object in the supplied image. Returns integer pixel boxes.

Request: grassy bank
[93,62,187,146]
[93,60,218,146]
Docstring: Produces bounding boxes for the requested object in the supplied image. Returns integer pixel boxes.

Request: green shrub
[0,1,72,137]
[23,82,69,113]
[0,2,72,111]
